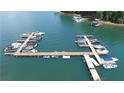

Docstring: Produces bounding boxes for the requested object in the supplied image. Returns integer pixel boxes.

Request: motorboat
[62,56,70,59]
[4,44,18,52]
[30,35,42,40]
[4,47,17,52]
[101,56,118,69]
[75,38,89,47]
[74,18,84,23]
[22,46,34,50]
[29,49,38,53]
[73,15,82,19]
[91,40,100,44]
[27,42,38,48]
[34,32,45,36]
[21,49,37,53]
[11,42,22,49]
[96,47,109,54]
[75,39,86,43]
[76,35,93,38]
[73,15,85,23]
[21,32,31,35]
[20,32,31,38]
[103,64,118,69]
[51,55,59,58]
[91,19,103,27]
[77,42,88,47]
[93,45,106,49]
[43,56,50,58]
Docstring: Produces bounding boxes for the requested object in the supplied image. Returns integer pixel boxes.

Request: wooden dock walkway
[5,52,97,56]
[84,55,101,81]
[90,58,100,66]
[16,32,34,53]
[84,36,103,64]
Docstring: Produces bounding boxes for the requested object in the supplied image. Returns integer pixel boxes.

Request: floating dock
[4,32,104,81]
[84,36,103,64]
[84,55,101,81]
[90,58,100,66]
[5,52,97,56]
[16,32,34,53]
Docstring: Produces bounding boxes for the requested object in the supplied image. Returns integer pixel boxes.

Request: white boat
[43,56,50,58]
[22,49,38,53]
[75,18,84,23]
[73,15,82,19]
[77,43,88,47]
[11,43,22,49]
[76,35,93,38]
[51,55,59,58]
[4,46,17,52]
[34,32,45,36]
[75,39,86,43]
[62,56,70,59]
[73,15,85,23]
[101,56,118,69]
[73,18,84,23]
[21,32,31,37]
[96,48,109,54]
[95,23,103,27]
[112,57,119,61]
[93,45,106,49]
[30,49,38,53]
[91,19,103,27]
[103,64,118,69]
[90,58,100,66]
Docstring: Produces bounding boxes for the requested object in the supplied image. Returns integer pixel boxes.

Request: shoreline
[62,12,124,27]
[101,21,124,27]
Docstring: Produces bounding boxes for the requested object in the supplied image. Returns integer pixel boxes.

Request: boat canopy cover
[103,56,113,61]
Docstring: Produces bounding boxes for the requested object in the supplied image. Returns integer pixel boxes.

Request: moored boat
[22,46,34,51]
[93,45,106,49]
[96,47,109,54]
[11,42,22,49]
[51,55,59,58]
[73,15,85,23]
[101,56,118,69]
[43,55,50,58]
[62,56,70,59]
[34,32,45,36]
[91,19,103,27]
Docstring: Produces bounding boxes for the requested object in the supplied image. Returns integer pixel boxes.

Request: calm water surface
[0,12,124,81]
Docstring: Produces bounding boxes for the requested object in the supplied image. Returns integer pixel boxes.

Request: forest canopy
[62,11,124,24]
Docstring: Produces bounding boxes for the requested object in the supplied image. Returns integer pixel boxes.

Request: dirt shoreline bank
[101,21,124,27]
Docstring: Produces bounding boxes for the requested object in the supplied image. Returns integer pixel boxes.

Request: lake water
[0,11,124,81]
